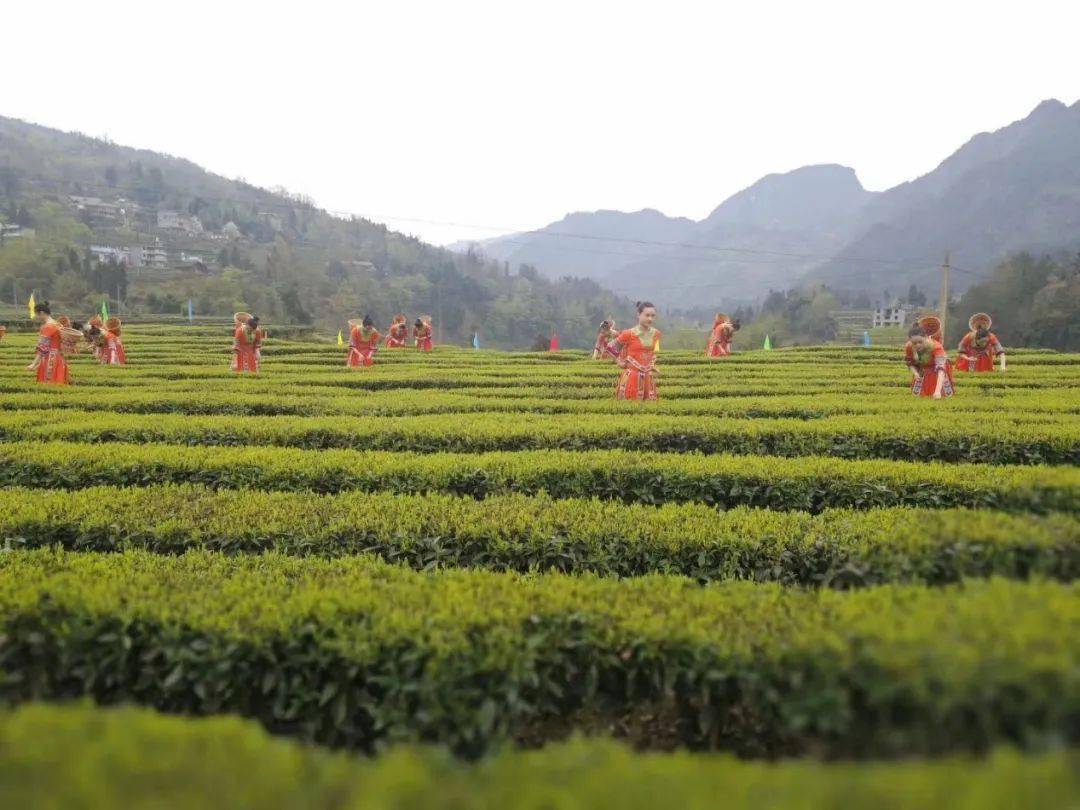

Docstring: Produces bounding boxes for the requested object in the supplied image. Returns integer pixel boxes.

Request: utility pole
[938,251,950,340]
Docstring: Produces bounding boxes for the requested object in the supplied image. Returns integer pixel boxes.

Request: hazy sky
[5,1,1078,244]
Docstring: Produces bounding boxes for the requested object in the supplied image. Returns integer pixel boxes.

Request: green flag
[101,299,109,320]
[763,334,772,351]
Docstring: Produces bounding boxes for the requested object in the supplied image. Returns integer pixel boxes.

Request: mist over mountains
[453,99,1080,308]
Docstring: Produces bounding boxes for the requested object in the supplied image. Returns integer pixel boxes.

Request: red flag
[549,334,559,351]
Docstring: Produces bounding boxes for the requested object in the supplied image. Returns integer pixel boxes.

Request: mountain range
[451,99,1080,308]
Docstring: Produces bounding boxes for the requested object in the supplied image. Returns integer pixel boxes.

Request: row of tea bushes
[0,550,1076,756]
[3,702,1075,810]
[1,409,1075,463]
[1,441,1076,511]
[2,486,1075,585]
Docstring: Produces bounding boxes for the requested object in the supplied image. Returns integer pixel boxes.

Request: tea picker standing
[614,301,661,402]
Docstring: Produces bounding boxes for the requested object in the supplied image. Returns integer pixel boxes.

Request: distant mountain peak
[1030,98,1067,115]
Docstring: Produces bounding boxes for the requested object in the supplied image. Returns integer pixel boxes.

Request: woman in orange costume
[232,312,259,374]
[956,312,1005,372]
[707,314,740,357]
[101,316,127,366]
[27,301,71,385]
[414,316,433,352]
[347,315,380,367]
[592,319,619,360]
[904,317,954,399]
[385,315,408,348]
[614,301,661,401]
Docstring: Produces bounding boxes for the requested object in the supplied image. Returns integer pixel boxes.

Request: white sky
[4,1,1079,245]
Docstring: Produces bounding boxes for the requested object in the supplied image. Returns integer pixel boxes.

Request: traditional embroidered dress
[102,328,126,366]
[414,323,433,352]
[614,325,661,401]
[956,330,1003,372]
[232,324,259,373]
[348,326,380,367]
[708,321,734,357]
[904,338,954,398]
[385,321,408,348]
[592,326,619,360]
[34,318,70,385]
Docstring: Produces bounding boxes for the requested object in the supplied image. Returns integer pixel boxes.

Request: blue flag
[472,332,480,350]
[187,299,194,323]
[863,330,871,347]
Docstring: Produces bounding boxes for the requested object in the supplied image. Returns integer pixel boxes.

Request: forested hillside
[0,116,627,347]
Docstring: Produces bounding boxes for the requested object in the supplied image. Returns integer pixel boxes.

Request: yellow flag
[654,339,661,353]
[337,330,344,347]
[27,292,35,319]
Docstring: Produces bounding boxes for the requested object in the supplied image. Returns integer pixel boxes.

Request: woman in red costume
[414,316,433,352]
[592,319,619,361]
[347,315,380,367]
[385,315,408,348]
[956,312,1005,372]
[904,316,954,399]
[232,312,259,374]
[27,301,71,385]
[101,316,127,365]
[614,301,661,402]
[707,314,740,357]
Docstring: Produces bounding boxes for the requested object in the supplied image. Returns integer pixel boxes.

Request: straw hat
[105,316,121,334]
[347,318,364,329]
[234,311,253,325]
[57,315,71,327]
[968,312,992,331]
[88,315,103,328]
[419,314,433,325]
[917,315,943,341]
[60,326,84,353]
[714,313,731,326]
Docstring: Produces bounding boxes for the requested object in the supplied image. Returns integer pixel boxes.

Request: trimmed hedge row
[2,388,1076,420]
[2,486,1076,585]
[3,703,1077,809]
[2,410,1075,464]
[0,551,1076,756]
[1,441,1076,512]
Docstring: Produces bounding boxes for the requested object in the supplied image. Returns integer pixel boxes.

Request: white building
[131,242,168,269]
[0,223,28,242]
[873,306,908,328]
[90,245,130,265]
[157,210,182,229]
[70,196,126,222]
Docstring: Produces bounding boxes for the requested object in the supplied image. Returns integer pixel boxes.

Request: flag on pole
[549,334,559,352]
[101,299,109,321]
[187,299,194,323]
[337,330,344,347]
[763,334,772,351]
[472,332,480,350]
[654,339,661,353]
[863,330,871,347]
[27,292,35,319]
